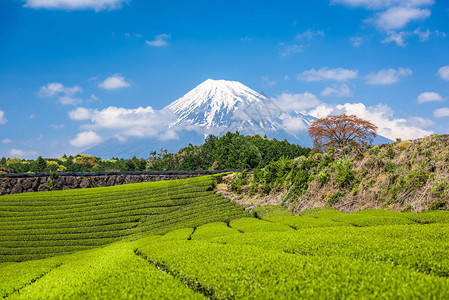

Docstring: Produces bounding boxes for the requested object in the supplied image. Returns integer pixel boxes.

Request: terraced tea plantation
[1,176,449,299]
[0,175,249,262]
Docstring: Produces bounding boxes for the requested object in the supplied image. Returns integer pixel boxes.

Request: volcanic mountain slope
[166,79,315,134]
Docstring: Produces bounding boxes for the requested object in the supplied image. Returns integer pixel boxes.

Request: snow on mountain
[166,79,316,138]
[167,79,266,127]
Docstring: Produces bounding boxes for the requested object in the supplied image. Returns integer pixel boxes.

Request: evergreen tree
[0,157,6,167]
[34,156,47,173]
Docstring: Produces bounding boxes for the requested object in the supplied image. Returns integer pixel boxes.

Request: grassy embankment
[229,134,449,213]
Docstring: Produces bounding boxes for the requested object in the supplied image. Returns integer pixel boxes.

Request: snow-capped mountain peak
[166,79,275,128]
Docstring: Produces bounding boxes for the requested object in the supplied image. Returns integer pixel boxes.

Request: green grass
[0,175,249,262]
[1,179,449,298]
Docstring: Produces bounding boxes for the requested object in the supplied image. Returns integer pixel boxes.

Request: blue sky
[1,0,449,158]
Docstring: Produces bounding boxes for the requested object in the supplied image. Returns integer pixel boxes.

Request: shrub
[211,161,219,170]
[326,192,344,204]
[405,168,429,190]
[334,159,354,188]
[384,161,396,172]
[397,140,411,151]
[319,169,330,184]
[370,145,380,155]
[431,179,448,198]
[401,205,414,212]
[230,172,248,193]
[293,168,309,195]
[386,148,395,159]
[429,200,447,211]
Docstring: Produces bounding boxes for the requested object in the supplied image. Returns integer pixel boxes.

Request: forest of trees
[0,132,310,174]
[0,154,147,174]
[147,132,310,170]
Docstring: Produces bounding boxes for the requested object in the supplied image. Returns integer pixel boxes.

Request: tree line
[0,132,311,174]
[147,132,310,170]
[0,154,147,174]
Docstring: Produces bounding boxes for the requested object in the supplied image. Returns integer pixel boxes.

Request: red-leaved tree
[308,114,378,151]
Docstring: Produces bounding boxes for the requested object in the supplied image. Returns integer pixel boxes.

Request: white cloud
[9,149,38,159]
[333,0,435,42]
[365,68,412,85]
[295,29,325,39]
[69,106,177,139]
[261,76,277,87]
[157,129,179,141]
[434,107,449,118]
[309,102,432,140]
[413,27,430,41]
[58,95,81,105]
[70,131,102,148]
[38,82,83,105]
[407,116,434,128]
[114,134,127,143]
[308,103,335,118]
[375,7,431,30]
[89,94,101,101]
[381,31,409,46]
[98,74,130,90]
[350,36,364,47]
[279,44,303,56]
[331,0,434,10]
[145,34,171,47]
[282,118,309,133]
[321,83,353,98]
[38,83,64,97]
[125,33,141,38]
[297,67,358,82]
[69,107,93,120]
[438,65,449,81]
[417,92,443,104]
[382,28,445,46]
[275,92,321,112]
[0,110,6,124]
[1,138,12,144]
[23,0,128,11]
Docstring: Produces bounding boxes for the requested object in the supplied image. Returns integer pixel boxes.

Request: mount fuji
[84,79,344,158]
[166,79,316,137]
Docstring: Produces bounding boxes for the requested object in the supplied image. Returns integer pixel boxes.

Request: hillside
[0,175,249,263]
[227,134,449,213]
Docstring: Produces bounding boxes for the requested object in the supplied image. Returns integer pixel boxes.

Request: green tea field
[1,176,449,299]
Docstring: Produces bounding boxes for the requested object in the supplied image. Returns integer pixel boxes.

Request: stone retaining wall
[0,170,240,196]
